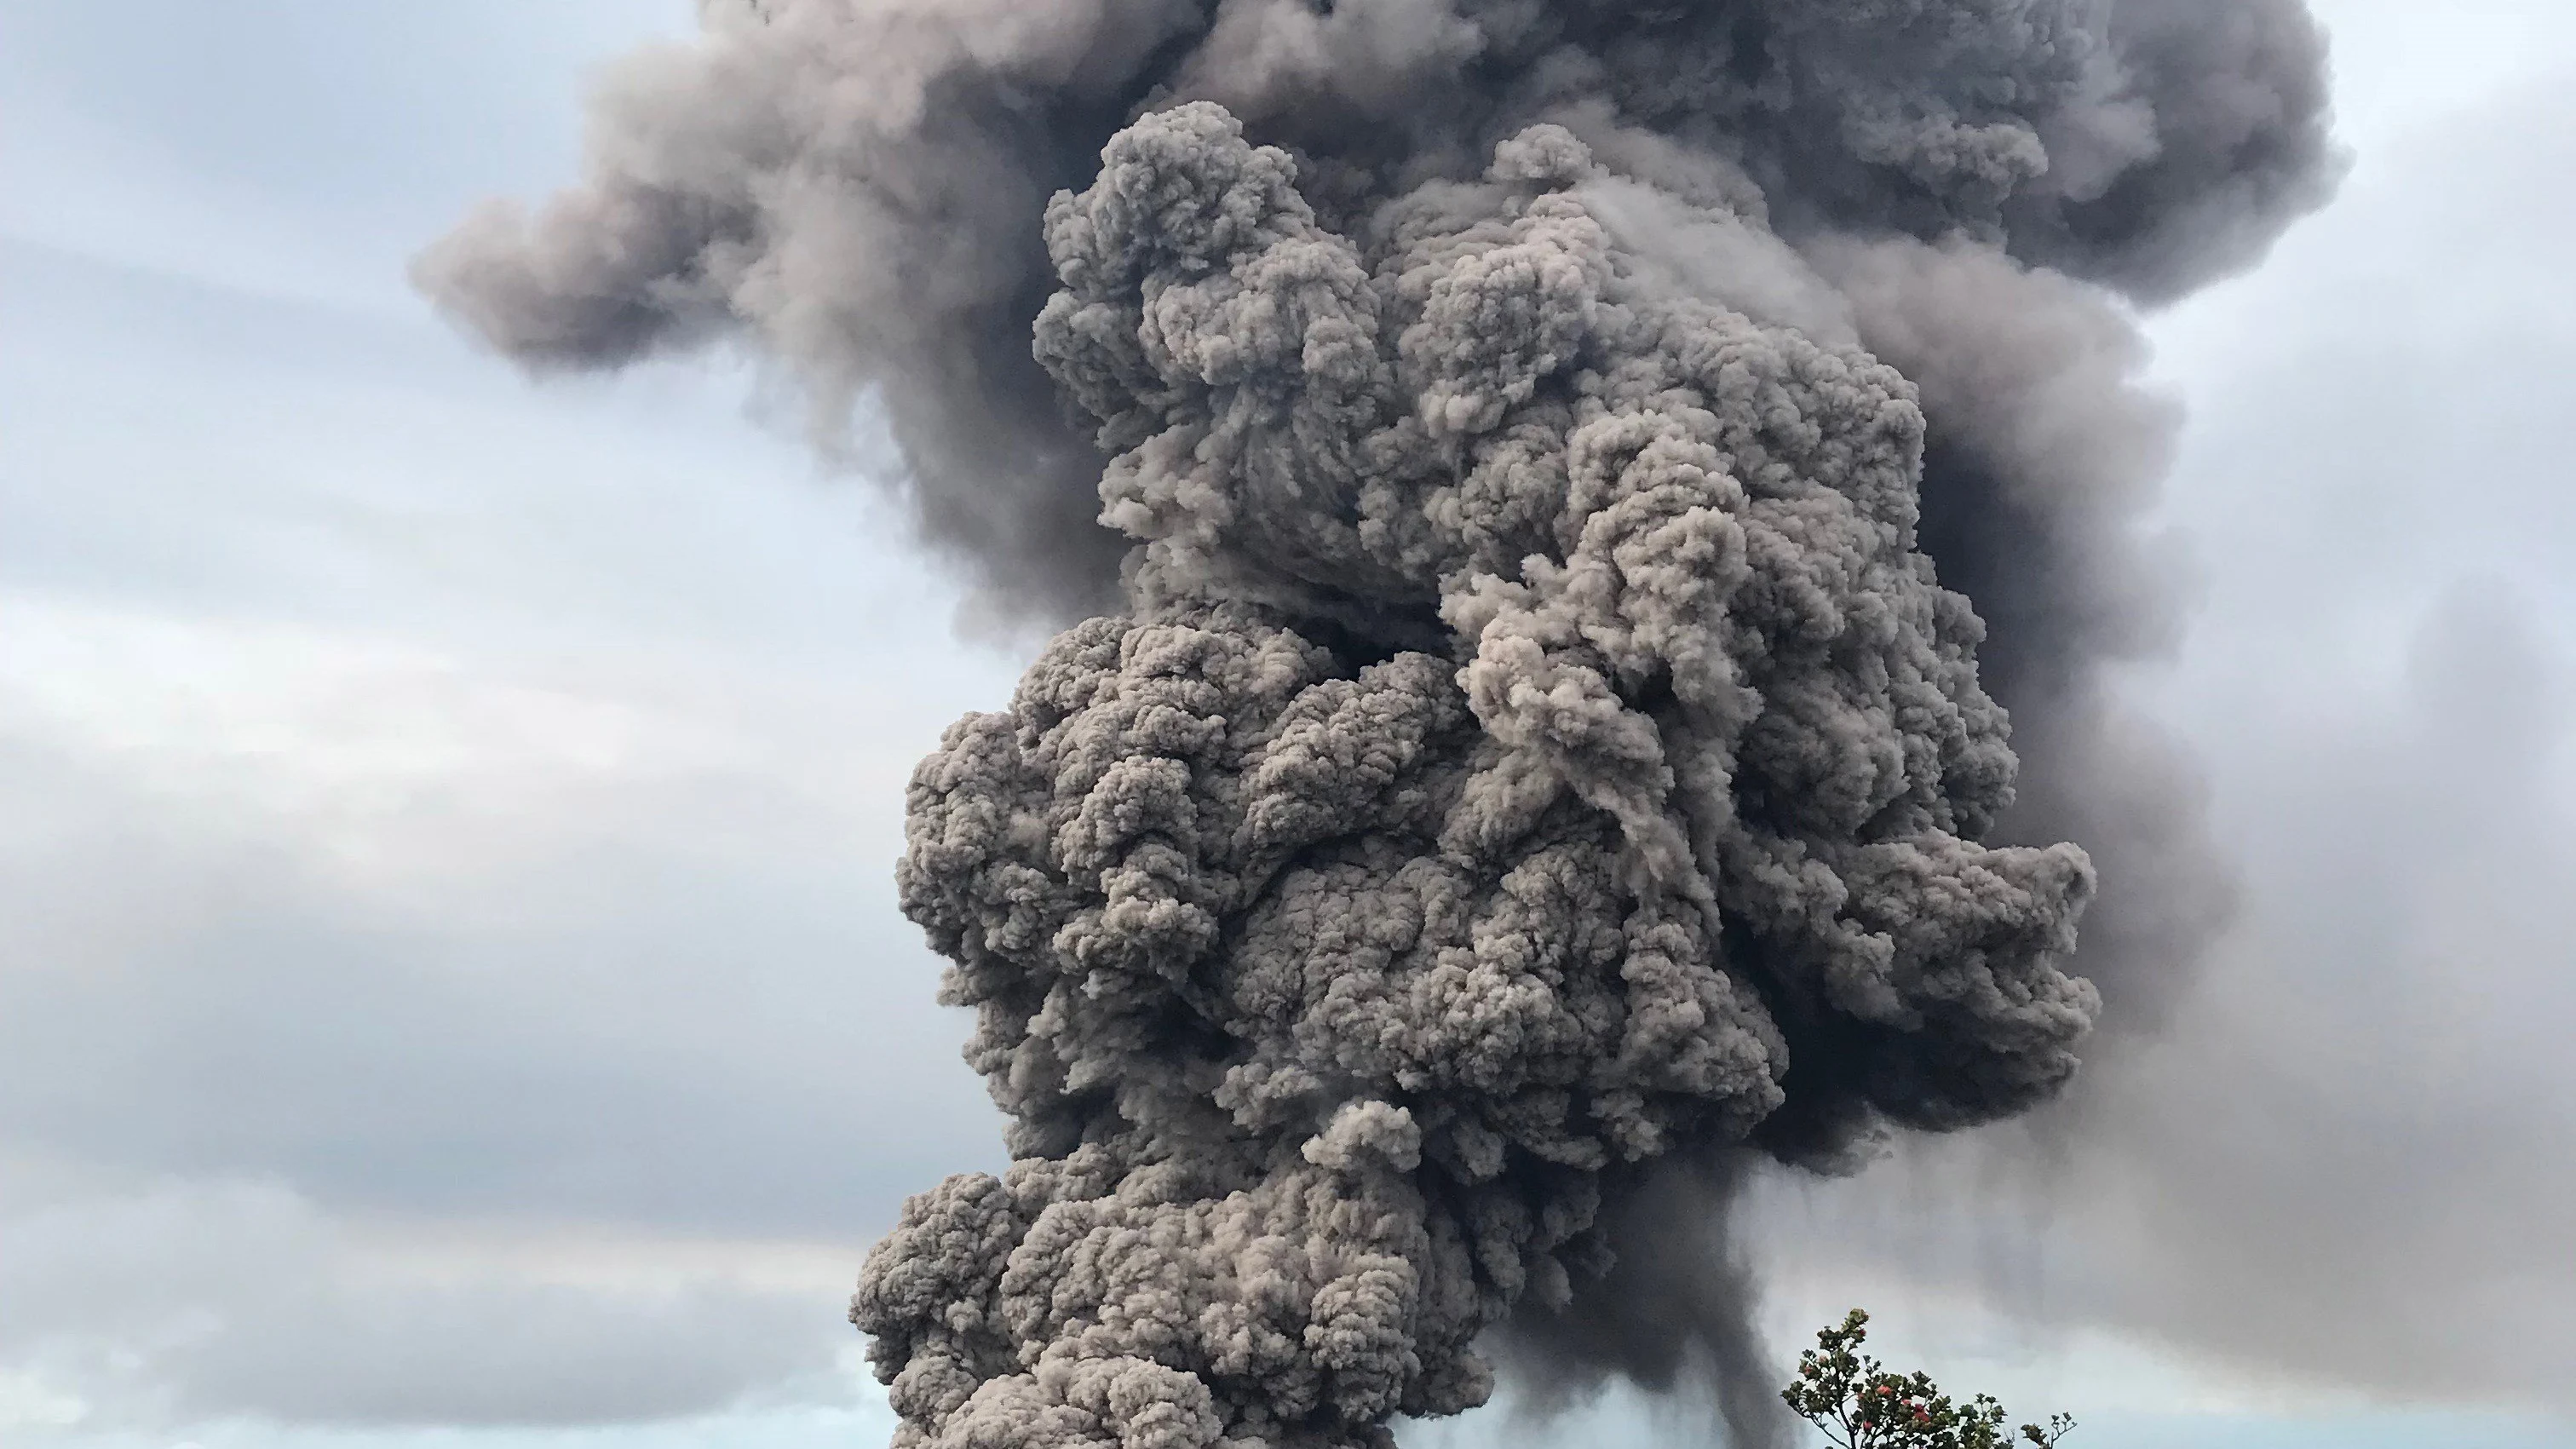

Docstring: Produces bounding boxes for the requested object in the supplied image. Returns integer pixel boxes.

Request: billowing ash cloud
[850,101,2106,1448]
[419,3,2335,1446]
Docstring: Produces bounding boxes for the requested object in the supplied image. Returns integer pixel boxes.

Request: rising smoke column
[853,104,2107,1449]
[418,3,2336,1446]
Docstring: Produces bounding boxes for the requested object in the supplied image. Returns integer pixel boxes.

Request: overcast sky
[2,4,2572,1448]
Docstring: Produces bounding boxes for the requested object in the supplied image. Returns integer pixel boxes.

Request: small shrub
[1780,1308,2074,1449]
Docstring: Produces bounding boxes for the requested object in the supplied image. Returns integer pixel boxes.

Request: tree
[1780,1309,2075,1449]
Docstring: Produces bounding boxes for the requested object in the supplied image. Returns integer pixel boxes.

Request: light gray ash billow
[420,4,2337,1446]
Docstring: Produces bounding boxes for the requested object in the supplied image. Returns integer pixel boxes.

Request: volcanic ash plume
[846,103,2103,1447]
[418,3,2337,1447]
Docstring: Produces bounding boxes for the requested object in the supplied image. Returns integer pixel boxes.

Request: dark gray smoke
[417,3,2336,1446]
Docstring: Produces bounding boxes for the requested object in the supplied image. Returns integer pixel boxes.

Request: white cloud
[0,584,1012,1232]
[0,1175,856,1429]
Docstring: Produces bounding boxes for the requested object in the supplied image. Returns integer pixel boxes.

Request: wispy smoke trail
[418,3,2336,1444]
